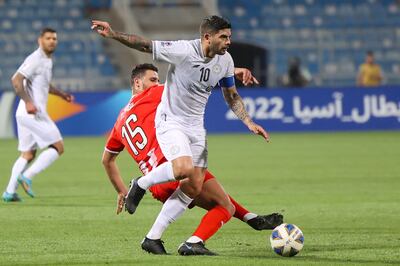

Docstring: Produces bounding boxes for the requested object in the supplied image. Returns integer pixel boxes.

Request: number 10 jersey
[153,39,235,127]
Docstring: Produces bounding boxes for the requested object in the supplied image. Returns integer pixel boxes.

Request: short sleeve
[224,52,235,78]
[152,40,190,65]
[105,126,124,154]
[17,56,40,80]
[218,53,235,88]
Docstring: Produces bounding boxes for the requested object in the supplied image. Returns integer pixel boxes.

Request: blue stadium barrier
[206,86,400,132]
[6,86,400,137]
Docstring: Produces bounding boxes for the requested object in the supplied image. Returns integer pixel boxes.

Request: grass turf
[0,132,399,265]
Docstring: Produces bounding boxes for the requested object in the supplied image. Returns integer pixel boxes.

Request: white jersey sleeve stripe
[104,147,120,154]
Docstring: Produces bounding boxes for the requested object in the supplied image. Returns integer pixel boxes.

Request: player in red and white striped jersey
[102,63,283,255]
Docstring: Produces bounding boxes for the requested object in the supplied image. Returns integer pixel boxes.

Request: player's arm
[222,83,270,141]
[49,84,74,102]
[91,20,152,53]
[102,150,128,214]
[11,72,37,114]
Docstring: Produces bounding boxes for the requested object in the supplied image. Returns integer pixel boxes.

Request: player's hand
[25,101,38,114]
[116,192,126,215]
[91,20,114,38]
[63,93,74,102]
[248,122,270,142]
[234,68,259,86]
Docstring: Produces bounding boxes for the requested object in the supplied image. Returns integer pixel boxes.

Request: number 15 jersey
[105,85,166,175]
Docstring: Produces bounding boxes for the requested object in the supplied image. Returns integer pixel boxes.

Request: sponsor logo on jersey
[161,41,172,47]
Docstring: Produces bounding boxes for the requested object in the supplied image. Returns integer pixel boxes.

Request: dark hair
[367,50,374,56]
[200,15,231,36]
[130,63,158,84]
[40,27,57,36]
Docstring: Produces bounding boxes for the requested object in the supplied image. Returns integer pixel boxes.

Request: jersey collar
[38,47,52,59]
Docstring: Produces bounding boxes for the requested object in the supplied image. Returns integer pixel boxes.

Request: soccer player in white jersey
[2,28,74,202]
[92,16,269,253]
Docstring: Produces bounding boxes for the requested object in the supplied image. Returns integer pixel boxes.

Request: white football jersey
[16,48,53,117]
[153,39,235,126]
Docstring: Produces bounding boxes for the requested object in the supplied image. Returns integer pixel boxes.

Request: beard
[211,43,228,55]
[217,47,228,55]
[44,46,56,54]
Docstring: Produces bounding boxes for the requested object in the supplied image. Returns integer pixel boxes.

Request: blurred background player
[357,50,383,87]
[102,63,283,255]
[279,56,312,88]
[2,28,74,202]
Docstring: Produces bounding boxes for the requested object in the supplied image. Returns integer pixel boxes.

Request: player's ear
[133,77,142,88]
[203,32,211,42]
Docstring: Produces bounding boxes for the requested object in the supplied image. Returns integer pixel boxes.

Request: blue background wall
[206,86,400,132]
[7,86,400,136]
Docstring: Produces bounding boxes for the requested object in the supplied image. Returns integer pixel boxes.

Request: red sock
[193,205,231,242]
[229,195,250,221]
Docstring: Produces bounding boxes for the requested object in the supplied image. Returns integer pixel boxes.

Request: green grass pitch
[1,132,399,265]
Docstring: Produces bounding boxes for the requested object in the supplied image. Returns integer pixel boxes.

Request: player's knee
[189,178,203,196]
[191,183,202,197]
[216,198,235,216]
[226,202,235,216]
[185,186,201,198]
[57,147,64,155]
[49,144,64,155]
[181,180,202,198]
[172,163,193,180]
[21,152,35,162]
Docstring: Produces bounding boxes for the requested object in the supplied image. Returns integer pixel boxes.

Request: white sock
[5,157,28,194]
[146,188,193,240]
[23,148,59,180]
[243,212,258,222]
[186,236,203,244]
[137,161,175,190]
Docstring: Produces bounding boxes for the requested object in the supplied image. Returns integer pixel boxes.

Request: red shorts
[149,170,215,203]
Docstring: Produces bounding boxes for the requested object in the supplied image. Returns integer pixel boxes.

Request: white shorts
[16,114,62,152]
[156,116,207,168]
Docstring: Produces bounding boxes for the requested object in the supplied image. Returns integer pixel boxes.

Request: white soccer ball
[270,223,304,257]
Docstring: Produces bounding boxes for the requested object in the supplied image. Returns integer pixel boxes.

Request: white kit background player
[2,28,74,202]
[92,16,269,252]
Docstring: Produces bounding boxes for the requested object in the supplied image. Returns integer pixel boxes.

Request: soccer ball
[270,223,304,257]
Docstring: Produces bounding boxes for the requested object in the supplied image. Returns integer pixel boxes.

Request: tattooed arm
[11,72,37,114]
[91,20,152,53]
[222,86,270,141]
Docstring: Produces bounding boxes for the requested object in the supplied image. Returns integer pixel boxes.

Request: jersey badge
[212,64,222,74]
[170,145,180,156]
